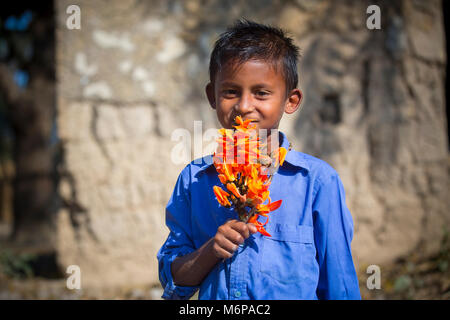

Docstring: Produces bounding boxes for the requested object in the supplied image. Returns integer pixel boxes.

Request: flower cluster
[212,116,287,237]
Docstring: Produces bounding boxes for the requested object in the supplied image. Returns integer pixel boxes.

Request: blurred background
[0,0,448,299]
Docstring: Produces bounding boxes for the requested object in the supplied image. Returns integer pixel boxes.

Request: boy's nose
[234,95,254,114]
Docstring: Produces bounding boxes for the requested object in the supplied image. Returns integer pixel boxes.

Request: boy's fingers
[214,234,238,256]
[230,221,250,239]
[219,222,245,244]
[213,243,234,259]
[247,223,258,234]
[226,227,245,245]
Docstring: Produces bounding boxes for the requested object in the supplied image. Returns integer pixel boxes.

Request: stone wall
[55,0,449,289]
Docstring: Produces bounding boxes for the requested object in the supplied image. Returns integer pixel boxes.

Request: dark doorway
[0,1,58,252]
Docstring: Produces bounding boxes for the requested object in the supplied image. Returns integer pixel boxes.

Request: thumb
[247,223,258,234]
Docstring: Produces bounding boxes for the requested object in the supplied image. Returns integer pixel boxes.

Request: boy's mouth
[232,116,258,123]
[228,115,260,130]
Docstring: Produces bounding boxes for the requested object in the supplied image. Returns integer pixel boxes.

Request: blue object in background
[13,69,29,88]
[4,10,33,31]
[49,118,59,146]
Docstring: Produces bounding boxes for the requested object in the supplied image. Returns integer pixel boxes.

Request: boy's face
[206,59,302,131]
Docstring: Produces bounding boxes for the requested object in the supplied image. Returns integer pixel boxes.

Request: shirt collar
[195,131,309,176]
[279,131,310,172]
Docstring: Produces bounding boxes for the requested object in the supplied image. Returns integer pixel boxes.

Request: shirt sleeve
[157,169,199,300]
[312,170,361,300]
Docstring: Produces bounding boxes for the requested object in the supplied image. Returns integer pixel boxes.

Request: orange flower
[226,182,246,202]
[278,147,287,166]
[212,116,287,236]
[272,147,287,167]
[218,174,227,185]
[247,214,271,237]
[213,186,231,207]
[233,116,256,132]
[256,199,282,214]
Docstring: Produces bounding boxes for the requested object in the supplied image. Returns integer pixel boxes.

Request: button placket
[229,241,248,299]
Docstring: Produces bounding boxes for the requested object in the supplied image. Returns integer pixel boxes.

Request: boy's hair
[209,19,300,96]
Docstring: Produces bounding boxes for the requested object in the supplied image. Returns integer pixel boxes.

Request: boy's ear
[284,88,303,114]
[205,82,216,110]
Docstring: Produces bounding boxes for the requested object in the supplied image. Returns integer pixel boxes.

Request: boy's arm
[157,170,256,299]
[172,220,257,286]
[313,171,361,300]
[157,171,199,300]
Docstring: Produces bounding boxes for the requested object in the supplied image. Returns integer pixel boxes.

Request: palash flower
[212,116,287,237]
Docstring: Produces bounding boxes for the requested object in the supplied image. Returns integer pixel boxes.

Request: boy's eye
[256,91,270,97]
[222,89,238,97]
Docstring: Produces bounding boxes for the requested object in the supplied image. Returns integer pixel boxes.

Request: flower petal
[268,199,282,212]
[279,147,287,166]
[257,226,271,237]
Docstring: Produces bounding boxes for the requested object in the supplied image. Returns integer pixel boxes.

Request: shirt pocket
[260,224,315,284]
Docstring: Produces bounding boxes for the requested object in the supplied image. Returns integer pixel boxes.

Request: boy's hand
[172,219,257,286]
[212,219,258,259]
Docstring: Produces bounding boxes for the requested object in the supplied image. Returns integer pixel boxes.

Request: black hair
[209,19,300,96]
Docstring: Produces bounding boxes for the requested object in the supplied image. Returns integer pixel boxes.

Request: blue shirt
[157,131,361,300]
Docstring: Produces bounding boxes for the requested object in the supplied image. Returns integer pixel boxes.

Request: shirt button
[234,290,241,298]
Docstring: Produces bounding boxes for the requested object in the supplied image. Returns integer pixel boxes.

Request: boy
[157,19,361,300]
